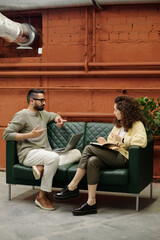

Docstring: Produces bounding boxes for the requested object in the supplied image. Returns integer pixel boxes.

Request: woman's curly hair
[114,95,145,132]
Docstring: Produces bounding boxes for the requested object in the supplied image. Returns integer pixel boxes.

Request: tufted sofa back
[47,121,114,152]
[84,122,114,146]
[47,122,86,152]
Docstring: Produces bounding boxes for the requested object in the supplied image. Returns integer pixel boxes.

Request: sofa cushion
[13,164,35,180]
[13,163,75,183]
[47,122,86,152]
[54,163,76,183]
[84,122,114,146]
[99,169,128,186]
[67,163,128,186]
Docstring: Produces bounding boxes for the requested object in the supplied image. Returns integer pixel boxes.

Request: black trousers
[78,144,128,185]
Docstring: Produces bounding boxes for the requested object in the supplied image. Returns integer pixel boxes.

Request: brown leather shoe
[46,191,54,202]
[35,194,55,211]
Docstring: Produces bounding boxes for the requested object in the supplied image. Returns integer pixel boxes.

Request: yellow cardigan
[107,121,147,159]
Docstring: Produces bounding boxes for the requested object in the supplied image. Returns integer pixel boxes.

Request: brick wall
[0,4,160,176]
[96,5,160,62]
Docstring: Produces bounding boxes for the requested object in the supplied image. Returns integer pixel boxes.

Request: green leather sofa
[6,122,154,211]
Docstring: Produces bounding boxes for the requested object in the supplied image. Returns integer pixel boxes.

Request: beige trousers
[23,148,81,192]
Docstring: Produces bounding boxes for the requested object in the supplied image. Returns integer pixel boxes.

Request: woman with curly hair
[54,95,147,215]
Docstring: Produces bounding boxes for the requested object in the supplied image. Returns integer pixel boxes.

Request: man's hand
[15,125,46,141]
[56,118,67,128]
[30,126,46,138]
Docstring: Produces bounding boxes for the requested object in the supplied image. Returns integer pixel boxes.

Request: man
[3,89,81,211]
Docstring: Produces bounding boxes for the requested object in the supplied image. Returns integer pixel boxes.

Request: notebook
[53,132,83,153]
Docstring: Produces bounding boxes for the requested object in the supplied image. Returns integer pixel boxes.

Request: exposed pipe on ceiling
[0,0,160,11]
[0,0,159,48]
[0,12,36,46]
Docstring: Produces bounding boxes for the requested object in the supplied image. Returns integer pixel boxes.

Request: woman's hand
[97,137,107,144]
[110,133,122,144]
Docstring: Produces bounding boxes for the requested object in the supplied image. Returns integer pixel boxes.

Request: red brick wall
[96,5,160,62]
[0,4,160,176]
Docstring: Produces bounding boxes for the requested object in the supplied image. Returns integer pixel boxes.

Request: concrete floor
[0,171,160,240]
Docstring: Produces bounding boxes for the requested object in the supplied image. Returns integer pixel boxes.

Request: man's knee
[71,149,81,159]
[54,155,60,164]
[46,153,60,166]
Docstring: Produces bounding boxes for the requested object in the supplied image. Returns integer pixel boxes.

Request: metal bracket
[91,0,104,10]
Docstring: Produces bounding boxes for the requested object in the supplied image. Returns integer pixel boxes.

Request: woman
[54,95,147,215]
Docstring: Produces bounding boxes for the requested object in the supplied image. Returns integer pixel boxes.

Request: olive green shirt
[3,109,59,164]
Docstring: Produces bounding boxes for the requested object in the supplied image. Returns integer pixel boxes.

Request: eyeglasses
[33,98,46,103]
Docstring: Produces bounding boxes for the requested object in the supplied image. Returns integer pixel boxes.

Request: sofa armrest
[6,141,18,184]
[128,139,153,194]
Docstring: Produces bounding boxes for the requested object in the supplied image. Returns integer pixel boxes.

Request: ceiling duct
[0,12,36,47]
[0,0,160,11]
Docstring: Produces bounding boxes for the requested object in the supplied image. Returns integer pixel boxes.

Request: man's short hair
[27,89,44,104]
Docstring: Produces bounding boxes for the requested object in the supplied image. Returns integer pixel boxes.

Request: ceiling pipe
[0,0,160,11]
[0,12,36,47]
[97,0,160,5]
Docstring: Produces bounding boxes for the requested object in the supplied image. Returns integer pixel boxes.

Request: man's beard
[34,104,44,111]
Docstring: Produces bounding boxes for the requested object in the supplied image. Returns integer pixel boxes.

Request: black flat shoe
[54,186,79,200]
[72,202,97,216]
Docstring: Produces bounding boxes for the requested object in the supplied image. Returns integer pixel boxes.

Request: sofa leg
[8,184,11,201]
[150,182,153,199]
[136,195,139,212]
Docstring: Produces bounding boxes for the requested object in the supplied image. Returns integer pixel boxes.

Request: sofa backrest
[47,121,114,152]
[84,122,114,146]
[47,122,86,152]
